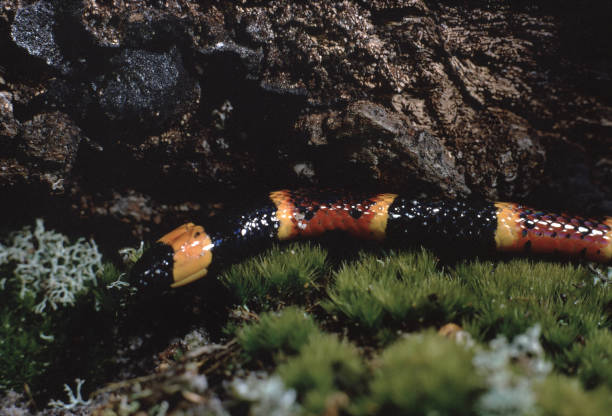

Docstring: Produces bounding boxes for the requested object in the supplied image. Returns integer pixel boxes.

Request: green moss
[278,333,366,415]
[90,263,131,315]
[456,260,610,359]
[565,329,612,389]
[0,220,129,393]
[324,249,473,330]
[5,230,612,414]
[220,243,328,306]
[0,285,54,390]
[238,306,321,359]
[0,261,128,395]
[355,331,484,416]
[536,375,612,416]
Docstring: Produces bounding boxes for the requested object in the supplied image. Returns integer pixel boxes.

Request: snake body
[131,190,612,292]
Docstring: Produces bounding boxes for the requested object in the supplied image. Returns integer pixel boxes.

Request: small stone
[11,1,69,73]
[94,48,200,131]
[20,112,81,168]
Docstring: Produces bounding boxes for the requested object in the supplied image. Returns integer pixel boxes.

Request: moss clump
[456,260,611,371]
[0,219,128,392]
[535,375,612,416]
[238,306,321,358]
[0,286,54,390]
[220,243,327,305]
[355,331,484,416]
[565,328,612,389]
[278,333,366,415]
[0,261,127,394]
[0,219,130,396]
[324,249,473,330]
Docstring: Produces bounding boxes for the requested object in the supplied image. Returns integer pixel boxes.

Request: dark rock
[123,13,190,50]
[10,1,69,73]
[80,0,213,49]
[239,11,275,46]
[1,112,81,192]
[298,101,471,197]
[0,0,611,237]
[198,41,263,81]
[0,91,19,138]
[20,112,81,168]
[94,48,200,131]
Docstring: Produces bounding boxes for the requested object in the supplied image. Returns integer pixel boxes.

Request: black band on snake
[131,190,612,293]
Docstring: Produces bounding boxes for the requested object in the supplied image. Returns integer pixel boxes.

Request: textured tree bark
[0,0,610,242]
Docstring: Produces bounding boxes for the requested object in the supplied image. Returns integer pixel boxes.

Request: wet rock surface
[0,0,610,244]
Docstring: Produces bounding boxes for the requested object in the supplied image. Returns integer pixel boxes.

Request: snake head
[131,223,214,293]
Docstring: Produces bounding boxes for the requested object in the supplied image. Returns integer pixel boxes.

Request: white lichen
[182,328,211,350]
[589,264,612,287]
[39,332,55,342]
[0,390,30,416]
[473,324,552,416]
[48,378,92,409]
[211,99,233,130]
[106,273,131,290]
[180,365,209,394]
[0,219,103,314]
[117,395,140,414]
[118,241,144,265]
[228,373,300,416]
[149,400,170,416]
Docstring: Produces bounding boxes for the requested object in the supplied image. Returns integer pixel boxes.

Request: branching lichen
[0,219,103,313]
[48,378,92,409]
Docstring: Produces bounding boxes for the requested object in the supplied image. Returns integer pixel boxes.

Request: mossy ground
[0,261,126,398]
[2,241,612,415]
[225,244,612,415]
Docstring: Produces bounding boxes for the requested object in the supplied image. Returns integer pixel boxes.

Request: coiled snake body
[132,190,612,293]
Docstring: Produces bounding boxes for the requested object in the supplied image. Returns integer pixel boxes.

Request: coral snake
[131,190,612,293]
